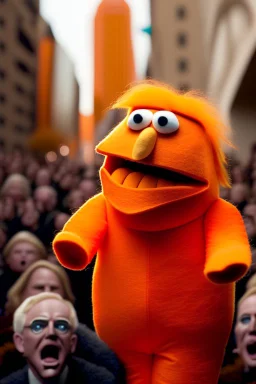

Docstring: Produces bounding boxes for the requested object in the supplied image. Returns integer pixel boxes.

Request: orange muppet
[53,81,251,384]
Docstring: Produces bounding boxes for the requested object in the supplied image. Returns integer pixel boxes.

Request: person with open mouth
[219,287,256,383]
[0,292,118,383]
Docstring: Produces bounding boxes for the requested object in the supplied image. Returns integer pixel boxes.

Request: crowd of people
[0,142,256,383]
[0,148,100,328]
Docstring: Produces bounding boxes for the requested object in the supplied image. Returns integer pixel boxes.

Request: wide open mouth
[247,343,256,357]
[105,156,206,189]
[41,345,60,366]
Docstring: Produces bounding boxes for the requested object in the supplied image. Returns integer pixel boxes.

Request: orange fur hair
[112,80,233,188]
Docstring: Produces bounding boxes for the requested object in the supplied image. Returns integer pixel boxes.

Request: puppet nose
[132,127,157,160]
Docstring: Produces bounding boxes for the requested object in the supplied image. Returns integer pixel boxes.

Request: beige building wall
[0,0,39,151]
[149,0,207,92]
[149,0,256,164]
[51,43,79,140]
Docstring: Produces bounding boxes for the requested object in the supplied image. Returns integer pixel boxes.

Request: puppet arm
[53,193,107,270]
[204,198,251,284]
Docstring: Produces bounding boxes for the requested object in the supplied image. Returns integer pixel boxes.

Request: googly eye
[152,111,179,134]
[127,109,153,131]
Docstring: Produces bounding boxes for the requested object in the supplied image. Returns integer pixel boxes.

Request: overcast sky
[40,0,151,115]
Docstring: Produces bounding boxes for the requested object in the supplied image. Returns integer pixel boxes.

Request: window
[0,94,6,104]
[15,106,25,115]
[176,6,187,20]
[0,41,6,52]
[177,32,187,47]
[0,116,6,127]
[24,0,39,14]
[17,27,35,54]
[177,58,189,72]
[15,60,34,77]
[15,83,26,95]
[14,124,27,133]
[0,69,5,79]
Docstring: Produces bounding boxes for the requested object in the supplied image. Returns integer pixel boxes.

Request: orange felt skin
[53,81,251,384]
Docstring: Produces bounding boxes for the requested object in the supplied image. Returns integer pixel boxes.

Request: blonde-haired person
[0,262,124,382]
[219,287,256,383]
[5,260,75,316]
[2,293,119,384]
[13,292,78,334]
[0,231,47,317]
[0,173,31,204]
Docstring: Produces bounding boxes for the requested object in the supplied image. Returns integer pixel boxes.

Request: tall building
[0,1,79,154]
[149,0,256,163]
[0,0,39,151]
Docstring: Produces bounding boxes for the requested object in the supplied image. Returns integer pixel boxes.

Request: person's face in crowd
[5,180,26,203]
[54,213,70,231]
[6,241,41,273]
[21,199,39,228]
[34,189,57,213]
[230,184,248,204]
[35,169,51,187]
[7,159,24,174]
[244,216,256,239]
[67,190,84,212]
[59,174,73,190]
[232,165,244,183]
[219,187,230,201]
[244,204,256,218]
[2,196,15,220]
[25,162,40,182]
[14,299,77,381]
[21,268,65,300]
[79,179,96,201]
[235,295,256,369]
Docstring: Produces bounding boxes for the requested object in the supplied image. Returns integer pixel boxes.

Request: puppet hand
[53,231,89,270]
[204,247,249,284]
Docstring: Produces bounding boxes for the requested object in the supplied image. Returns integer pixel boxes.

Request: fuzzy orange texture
[53,81,251,384]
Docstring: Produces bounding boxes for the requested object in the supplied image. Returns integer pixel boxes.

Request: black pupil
[158,116,168,127]
[133,114,143,124]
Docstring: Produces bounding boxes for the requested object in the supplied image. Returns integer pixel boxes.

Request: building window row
[17,26,35,54]
[15,60,35,78]
[14,83,35,101]
[0,115,6,127]
[0,69,6,79]
[176,6,187,20]
[0,41,6,52]
[0,17,5,27]
[0,94,6,104]
[176,5,190,90]
[14,123,33,133]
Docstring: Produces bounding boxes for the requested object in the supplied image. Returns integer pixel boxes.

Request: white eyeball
[127,109,153,131]
[152,111,179,134]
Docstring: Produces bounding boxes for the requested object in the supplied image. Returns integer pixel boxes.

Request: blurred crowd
[0,148,100,330]
[1,142,256,382]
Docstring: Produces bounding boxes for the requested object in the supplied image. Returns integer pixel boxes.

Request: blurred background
[1,0,256,165]
[1,1,256,378]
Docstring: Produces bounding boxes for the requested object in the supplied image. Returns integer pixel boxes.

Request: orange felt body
[53,82,251,384]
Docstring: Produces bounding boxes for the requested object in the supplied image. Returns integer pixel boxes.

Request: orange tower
[94,0,136,124]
